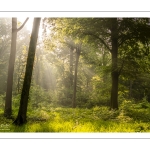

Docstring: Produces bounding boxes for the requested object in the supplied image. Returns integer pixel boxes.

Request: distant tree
[0,18,11,94]
[4,17,29,118]
[45,18,150,109]
[14,18,41,125]
[15,45,28,93]
[72,43,81,108]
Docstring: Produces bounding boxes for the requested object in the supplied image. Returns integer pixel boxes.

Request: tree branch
[17,17,29,32]
[118,59,125,76]
[83,31,111,52]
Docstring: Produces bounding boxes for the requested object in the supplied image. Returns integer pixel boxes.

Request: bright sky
[18,17,43,37]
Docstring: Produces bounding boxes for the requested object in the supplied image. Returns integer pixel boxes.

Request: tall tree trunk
[101,47,107,83]
[4,18,17,117]
[4,18,29,118]
[35,52,40,86]
[72,44,81,108]
[110,18,119,110]
[69,47,74,99]
[13,18,41,125]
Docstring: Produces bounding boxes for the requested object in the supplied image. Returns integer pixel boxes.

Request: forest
[1,17,150,132]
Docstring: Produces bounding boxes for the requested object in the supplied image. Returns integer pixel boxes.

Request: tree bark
[72,44,81,108]
[4,18,17,117]
[4,18,29,118]
[110,18,119,110]
[13,18,41,125]
[69,46,74,99]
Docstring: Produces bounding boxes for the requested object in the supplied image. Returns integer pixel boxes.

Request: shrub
[120,99,150,122]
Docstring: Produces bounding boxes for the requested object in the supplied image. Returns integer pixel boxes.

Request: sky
[18,17,33,31]
[18,17,43,37]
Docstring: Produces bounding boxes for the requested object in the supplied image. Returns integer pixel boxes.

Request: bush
[0,94,5,108]
[28,85,57,109]
[120,99,150,122]
[91,106,119,120]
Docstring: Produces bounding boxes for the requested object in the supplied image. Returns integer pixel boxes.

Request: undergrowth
[0,99,150,132]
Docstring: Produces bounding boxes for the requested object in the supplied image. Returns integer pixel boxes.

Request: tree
[45,18,150,109]
[72,43,81,108]
[15,45,28,93]
[14,18,41,125]
[4,17,29,118]
[0,18,11,94]
[110,18,119,109]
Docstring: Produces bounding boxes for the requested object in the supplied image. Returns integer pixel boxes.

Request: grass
[0,101,150,132]
[0,96,150,132]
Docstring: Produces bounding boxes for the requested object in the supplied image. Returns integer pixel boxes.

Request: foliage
[28,85,58,109]
[0,18,11,94]
[120,99,150,122]
[0,95,5,108]
[1,17,150,129]
[1,101,150,132]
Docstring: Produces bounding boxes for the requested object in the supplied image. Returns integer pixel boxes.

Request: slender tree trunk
[69,47,74,99]
[4,18,29,118]
[4,18,17,117]
[101,48,107,83]
[35,53,40,86]
[110,18,119,110]
[72,44,81,108]
[13,18,41,125]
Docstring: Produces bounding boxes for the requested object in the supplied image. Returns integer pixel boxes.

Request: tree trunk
[4,18,17,117]
[72,44,81,108]
[101,47,107,83]
[13,18,41,125]
[69,47,74,99]
[4,18,29,118]
[110,18,119,110]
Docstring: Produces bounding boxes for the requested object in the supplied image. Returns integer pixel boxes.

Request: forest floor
[0,100,150,132]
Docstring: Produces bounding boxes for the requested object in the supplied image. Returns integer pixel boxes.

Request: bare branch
[17,17,29,32]
[84,31,111,52]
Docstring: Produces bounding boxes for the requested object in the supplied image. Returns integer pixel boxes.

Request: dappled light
[1,17,150,131]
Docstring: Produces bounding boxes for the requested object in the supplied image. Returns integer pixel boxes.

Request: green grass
[1,102,150,132]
